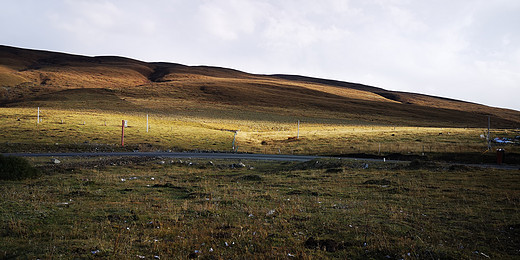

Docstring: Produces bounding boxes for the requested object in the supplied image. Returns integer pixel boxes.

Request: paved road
[3,152,518,170]
[2,151,406,164]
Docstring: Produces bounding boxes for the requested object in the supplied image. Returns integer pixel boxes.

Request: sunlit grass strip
[0,107,234,151]
[0,107,517,154]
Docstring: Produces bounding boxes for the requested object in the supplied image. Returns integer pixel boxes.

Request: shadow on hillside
[1,88,142,112]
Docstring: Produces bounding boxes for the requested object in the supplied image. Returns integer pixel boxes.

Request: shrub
[0,155,40,180]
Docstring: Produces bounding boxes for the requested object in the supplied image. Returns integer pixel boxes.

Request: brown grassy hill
[1,45,519,128]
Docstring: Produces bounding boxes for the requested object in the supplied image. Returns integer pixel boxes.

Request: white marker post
[232,130,239,152]
[146,114,149,133]
[37,107,40,124]
[121,120,125,147]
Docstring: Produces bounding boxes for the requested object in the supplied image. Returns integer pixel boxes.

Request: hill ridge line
[1,44,519,128]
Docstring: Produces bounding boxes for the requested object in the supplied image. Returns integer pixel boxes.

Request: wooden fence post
[297,120,300,139]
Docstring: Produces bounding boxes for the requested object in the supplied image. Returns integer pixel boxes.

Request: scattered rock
[332,203,349,209]
[51,158,61,164]
[229,162,246,168]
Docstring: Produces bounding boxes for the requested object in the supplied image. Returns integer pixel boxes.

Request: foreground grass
[1,157,519,259]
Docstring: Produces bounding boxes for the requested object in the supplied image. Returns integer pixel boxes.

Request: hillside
[1,45,519,128]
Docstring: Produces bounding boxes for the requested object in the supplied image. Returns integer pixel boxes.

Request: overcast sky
[2,0,519,111]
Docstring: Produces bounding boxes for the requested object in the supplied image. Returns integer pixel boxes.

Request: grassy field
[1,107,519,163]
[1,157,519,259]
[2,45,520,260]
